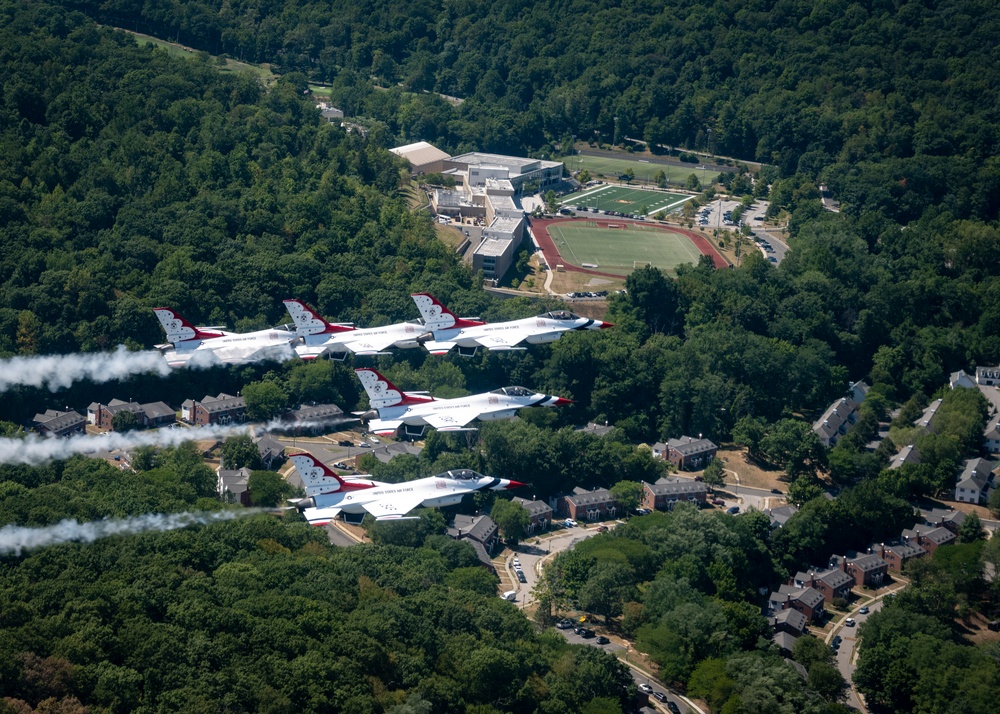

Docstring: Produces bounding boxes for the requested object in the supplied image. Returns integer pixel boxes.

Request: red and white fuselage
[153,308,296,367]
[410,293,612,356]
[289,452,524,523]
[283,299,455,359]
[354,367,571,437]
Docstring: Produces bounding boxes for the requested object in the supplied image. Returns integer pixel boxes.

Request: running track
[530,218,730,278]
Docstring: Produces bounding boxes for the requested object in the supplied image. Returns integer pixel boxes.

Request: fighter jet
[153,308,297,367]
[410,293,613,356]
[289,451,525,523]
[354,367,572,437]
[282,299,469,359]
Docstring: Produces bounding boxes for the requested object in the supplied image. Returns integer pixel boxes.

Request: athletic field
[567,154,708,185]
[560,184,690,216]
[546,222,705,275]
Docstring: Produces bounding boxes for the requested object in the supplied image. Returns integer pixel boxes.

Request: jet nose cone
[505,480,527,489]
[551,397,573,407]
[599,321,614,329]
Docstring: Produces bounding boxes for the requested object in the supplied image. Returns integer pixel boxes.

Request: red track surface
[530,218,729,276]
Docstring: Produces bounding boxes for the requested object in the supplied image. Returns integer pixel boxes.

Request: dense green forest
[3,0,1000,711]
[0,456,638,713]
[55,0,1000,225]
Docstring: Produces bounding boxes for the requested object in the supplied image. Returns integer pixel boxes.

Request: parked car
[517,572,527,583]
[652,691,667,702]
[337,440,353,447]
[564,519,578,528]
[638,683,653,694]
[595,635,610,645]
[726,506,740,514]
[667,701,681,714]
[712,499,725,506]
[771,488,782,494]
[556,619,573,629]
[580,629,595,639]
[845,618,856,627]
[859,606,870,615]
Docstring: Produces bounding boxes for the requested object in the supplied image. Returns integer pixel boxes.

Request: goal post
[633,260,653,269]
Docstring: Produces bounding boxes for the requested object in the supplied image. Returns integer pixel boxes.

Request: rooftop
[565,488,614,507]
[666,436,717,456]
[473,238,514,257]
[390,141,450,167]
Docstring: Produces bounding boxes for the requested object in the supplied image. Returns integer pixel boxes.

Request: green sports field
[548,222,704,275]
[560,184,690,216]
[566,154,716,185]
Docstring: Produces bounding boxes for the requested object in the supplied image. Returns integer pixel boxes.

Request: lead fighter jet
[410,293,612,357]
[153,308,297,367]
[282,299,465,359]
[289,452,525,523]
[354,367,571,437]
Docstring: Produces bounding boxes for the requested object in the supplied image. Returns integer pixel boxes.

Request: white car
[564,519,578,528]
[369,436,380,444]
[638,683,653,694]
[845,618,856,627]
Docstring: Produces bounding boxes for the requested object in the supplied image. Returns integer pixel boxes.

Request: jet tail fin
[283,299,355,336]
[153,308,224,343]
[354,368,435,409]
[289,452,374,495]
[411,293,485,330]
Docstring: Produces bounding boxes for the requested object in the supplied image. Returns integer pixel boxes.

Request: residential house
[771,631,799,657]
[950,369,977,389]
[920,507,966,534]
[512,496,553,533]
[183,393,246,425]
[559,487,618,521]
[770,608,808,636]
[901,524,956,555]
[87,399,175,430]
[371,442,424,464]
[955,458,995,504]
[871,540,926,573]
[652,442,668,459]
[666,436,718,470]
[448,514,500,571]
[812,380,869,447]
[888,444,920,470]
[839,553,888,588]
[253,436,285,469]
[985,414,1000,453]
[578,422,614,437]
[769,584,826,622]
[641,479,707,511]
[978,366,1000,387]
[792,565,853,605]
[764,505,799,529]
[916,399,942,431]
[217,466,252,506]
[32,409,86,437]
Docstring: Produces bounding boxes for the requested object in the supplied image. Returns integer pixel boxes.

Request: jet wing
[472,333,531,350]
[211,343,296,365]
[362,494,428,521]
[301,505,343,526]
[423,409,481,430]
[344,335,400,355]
[368,418,405,436]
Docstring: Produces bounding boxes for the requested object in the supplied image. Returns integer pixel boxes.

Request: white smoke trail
[0,418,357,466]
[0,509,262,556]
[0,423,251,466]
[0,346,172,392]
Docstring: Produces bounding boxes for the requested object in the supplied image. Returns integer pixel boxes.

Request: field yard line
[562,185,616,204]
[551,226,584,266]
[644,195,694,215]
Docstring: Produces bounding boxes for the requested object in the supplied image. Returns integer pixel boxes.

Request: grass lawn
[567,154,715,186]
[123,30,276,85]
[547,223,704,275]
[560,184,690,216]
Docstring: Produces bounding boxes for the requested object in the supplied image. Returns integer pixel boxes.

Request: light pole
[613,116,619,148]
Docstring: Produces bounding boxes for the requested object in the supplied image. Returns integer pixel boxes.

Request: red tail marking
[411,293,485,329]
